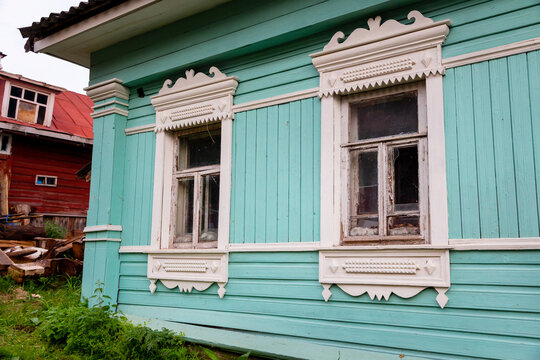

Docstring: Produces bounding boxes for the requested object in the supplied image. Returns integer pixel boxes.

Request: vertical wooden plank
[313,97,321,243]
[277,103,290,242]
[289,101,301,242]
[134,133,147,245]
[229,115,237,244]
[255,108,268,243]
[300,98,314,242]
[80,241,97,300]
[122,135,137,246]
[508,53,540,237]
[87,118,104,226]
[443,69,462,239]
[232,112,247,244]
[455,66,481,238]
[489,57,519,237]
[97,117,115,226]
[244,110,258,243]
[471,62,500,238]
[141,133,155,246]
[266,105,279,243]
[527,50,540,229]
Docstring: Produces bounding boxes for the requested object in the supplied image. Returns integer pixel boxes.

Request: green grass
[0,276,256,360]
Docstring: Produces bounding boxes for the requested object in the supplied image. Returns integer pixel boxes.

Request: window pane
[393,145,419,212]
[351,91,417,141]
[17,101,37,123]
[23,90,36,101]
[349,150,378,236]
[10,86,22,98]
[199,174,219,242]
[7,98,17,118]
[178,132,221,170]
[36,93,48,105]
[37,106,46,125]
[174,178,194,243]
[46,177,56,185]
[0,136,9,152]
[388,215,420,235]
[36,176,45,184]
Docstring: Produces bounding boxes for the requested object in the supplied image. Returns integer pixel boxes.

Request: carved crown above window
[310,11,451,96]
[151,67,238,132]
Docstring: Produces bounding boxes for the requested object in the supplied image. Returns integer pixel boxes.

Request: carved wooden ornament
[310,11,451,97]
[151,67,238,132]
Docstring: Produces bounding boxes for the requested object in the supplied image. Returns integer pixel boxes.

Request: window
[342,83,428,244]
[7,85,49,125]
[171,126,221,248]
[35,175,57,187]
[0,134,11,154]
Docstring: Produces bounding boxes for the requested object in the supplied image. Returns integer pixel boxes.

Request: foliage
[202,348,250,360]
[44,220,68,239]
[37,281,198,360]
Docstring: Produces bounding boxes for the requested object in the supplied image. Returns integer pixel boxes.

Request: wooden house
[0,70,93,230]
[21,0,540,358]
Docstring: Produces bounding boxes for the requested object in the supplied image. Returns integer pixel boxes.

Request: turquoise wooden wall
[444,50,540,239]
[230,98,321,244]
[117,251,540,359]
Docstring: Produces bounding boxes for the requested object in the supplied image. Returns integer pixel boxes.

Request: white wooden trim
[217,117,232,249]
[0,122,93,144]
[84,224,123,232]
[119,246,152,253]
[228,242,321,252]
[92,99,129,109]
[91,107,129,118]
[84,78,130,102]
[84,238,121,242]
[233,88,318,113]
[0,80,10,117]
[450,238,540,250]
[443,37,540,69]
[125,123,155,135]
[35,175,57,187]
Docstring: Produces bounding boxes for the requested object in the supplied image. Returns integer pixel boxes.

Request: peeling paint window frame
[340,82,429,245]
[170,125,221,249]
[0,133,12,155]
[4,84,51,125]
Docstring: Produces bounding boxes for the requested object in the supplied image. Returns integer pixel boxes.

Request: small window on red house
[7,85,49,125]
[35,175,57,187]
[0,134,11,154]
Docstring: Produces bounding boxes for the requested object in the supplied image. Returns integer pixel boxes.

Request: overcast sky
[0,0,89,93]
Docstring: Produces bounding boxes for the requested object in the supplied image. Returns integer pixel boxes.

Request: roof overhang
[0,70,66,93]
[24,0,230,68]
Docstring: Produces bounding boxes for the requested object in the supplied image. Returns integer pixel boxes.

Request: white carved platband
[147,252,228,298]
[311,10,450,97]
[320,249,450,308]
[151,67,238,132]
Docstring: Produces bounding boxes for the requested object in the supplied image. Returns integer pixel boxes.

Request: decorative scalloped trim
[341,58,414,83]
[321,284,449,308]
[149,279,227,298]
[159,67,227,95]
[319,68,444,97]
[155,113,231,132]
[323,11,435,52]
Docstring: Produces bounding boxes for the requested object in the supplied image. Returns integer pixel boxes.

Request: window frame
[35,175,58,187]
[340,82,429,244]
[0,133,12,155]
[1,81,54,126]
[170,127,221,249]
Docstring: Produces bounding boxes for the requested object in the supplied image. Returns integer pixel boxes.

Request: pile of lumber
[0,223,85,282]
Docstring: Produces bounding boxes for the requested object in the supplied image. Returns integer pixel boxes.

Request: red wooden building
[0,70,93,230]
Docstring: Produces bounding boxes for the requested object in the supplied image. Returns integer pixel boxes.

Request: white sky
[0,0,89,93]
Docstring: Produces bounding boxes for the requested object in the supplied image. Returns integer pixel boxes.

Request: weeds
[44,220,68,239]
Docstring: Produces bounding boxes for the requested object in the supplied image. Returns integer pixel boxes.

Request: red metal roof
[0,90,93,141]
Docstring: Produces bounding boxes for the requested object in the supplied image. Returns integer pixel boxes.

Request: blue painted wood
[230,99,320,244]
[230,111,247,244]
[116,250,540,359]
[443,69,462,239]
[471,62,499,238]
[507,53,540,237]
[528,50,540,229]
[277,103,290,243]
[454,66,481,238]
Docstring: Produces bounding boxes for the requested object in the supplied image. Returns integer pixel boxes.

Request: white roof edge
[0,122,93,145]
[0,70,66,92]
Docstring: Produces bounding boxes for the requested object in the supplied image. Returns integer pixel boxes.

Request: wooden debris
[0,224,46,240]
[0,240,36,248]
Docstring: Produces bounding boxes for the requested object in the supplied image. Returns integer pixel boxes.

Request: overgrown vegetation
[0,276,255,360]
[44,220,68,239]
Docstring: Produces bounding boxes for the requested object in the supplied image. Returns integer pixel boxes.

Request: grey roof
[19,0,127,51]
